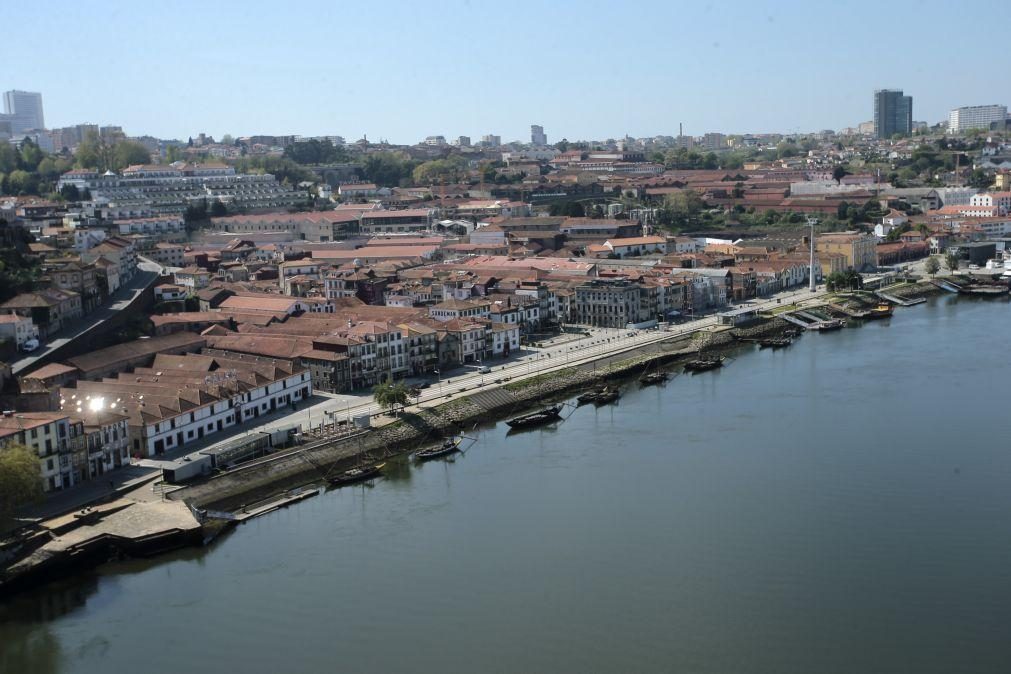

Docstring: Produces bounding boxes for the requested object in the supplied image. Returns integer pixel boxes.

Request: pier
[875,291,926,306]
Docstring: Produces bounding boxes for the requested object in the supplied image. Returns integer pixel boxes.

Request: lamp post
[809,221,817,293]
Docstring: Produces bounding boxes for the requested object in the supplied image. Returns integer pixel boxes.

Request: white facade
[3,90,45,133]
[0,313,39,348]
[948,105,1007,133]
[141,371,311,456]
[969,192,1011,216]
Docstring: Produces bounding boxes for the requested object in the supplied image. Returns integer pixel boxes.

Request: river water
[3,295,1011,674]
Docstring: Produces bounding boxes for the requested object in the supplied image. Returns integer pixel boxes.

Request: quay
[2,279,947,597]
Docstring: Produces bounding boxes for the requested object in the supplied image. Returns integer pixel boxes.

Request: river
[3,294,1011,674]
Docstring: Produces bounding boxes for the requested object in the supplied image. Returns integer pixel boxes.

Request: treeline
[0,221,40,302]
[0,131,153,198]
[0,139,73,197]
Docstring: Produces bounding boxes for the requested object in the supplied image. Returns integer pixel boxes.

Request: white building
[0,411,79,492]
[2,90,45,133]
[62,352,311,457]
[969,192,1011,216]
[948,105,1008,134]
[0,313,39,348]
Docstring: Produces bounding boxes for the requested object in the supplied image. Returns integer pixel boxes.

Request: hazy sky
[4,0,1004,143]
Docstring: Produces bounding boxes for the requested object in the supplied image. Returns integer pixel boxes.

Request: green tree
[184,200,210,226]
[924,256,940,276]
[660,190,705,229]
[112,141,151,169]
[361,151,416,187]
[74,131,112,171]
[0,144,18,173]
[35,157,58,181]
[164,145,186,163]
[945,252,960,273]
[209,200,228,217]
[966,169,991,189]
[59,183,81,201]
[832,166,849,184]
[19,139,44,170]
[284,139,350,165]
[6,170,37,195]
[0,444,43,523]
[412,156,468,185]
[373,378,410,415]
[564,201,585,217]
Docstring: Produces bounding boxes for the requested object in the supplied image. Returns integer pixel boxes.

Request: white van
[21,338,39,352]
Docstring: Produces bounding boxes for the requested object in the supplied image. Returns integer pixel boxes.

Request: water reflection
[5,296,1011,674]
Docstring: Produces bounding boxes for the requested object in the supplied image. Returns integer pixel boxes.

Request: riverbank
[0,280,945,597]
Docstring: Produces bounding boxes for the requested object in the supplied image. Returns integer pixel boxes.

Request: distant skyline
[4,0,1007,143]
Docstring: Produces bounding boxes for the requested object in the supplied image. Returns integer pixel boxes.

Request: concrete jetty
[1,483,202,596]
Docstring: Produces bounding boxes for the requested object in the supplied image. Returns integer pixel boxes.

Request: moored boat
[867,303,894,319]
[327,462,385,487]
[577,387,607,405]
[684,356,725,373]
[758,337,792,349]
[639,371,668,386]
[415,437,462,461]
[593,388,620,405]
[506,405,563,429]
[964,285,1010,296]
[809,318,845,331]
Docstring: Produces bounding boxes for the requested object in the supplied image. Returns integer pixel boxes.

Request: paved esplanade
[137,284,830,471]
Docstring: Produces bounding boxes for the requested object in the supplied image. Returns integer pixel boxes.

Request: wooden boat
[577,387,607,405]
[809,318,845,331]
[964,285,1010,296]
[758,337,792,349]
[507,405,563,429]
[327,462,385,487]
[684,356,724,373]
[592,388,620,405]
[415,437,462,461]
[639,371,668,386]
[866,303,894,319]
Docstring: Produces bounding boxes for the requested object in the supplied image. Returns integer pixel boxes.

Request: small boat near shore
[577,386,620,405]
[592,388,620,405]
[415,437,463,461]
[684,356,725,373]
[808,318,845,331]
[758,337,792,349]
[507,405,563,429]
[963,285,1010,296]
[866,303,894,319]
[639,371,668,386]
[327,462,385,487]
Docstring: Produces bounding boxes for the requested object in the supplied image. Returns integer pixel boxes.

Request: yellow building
[819,251,848,277]
[816,233,877,272]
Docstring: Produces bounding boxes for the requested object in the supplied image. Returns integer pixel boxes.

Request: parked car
[478,366,491,374]
[21,338,39,352]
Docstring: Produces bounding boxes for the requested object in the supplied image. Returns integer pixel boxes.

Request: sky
[4,0,1005,144]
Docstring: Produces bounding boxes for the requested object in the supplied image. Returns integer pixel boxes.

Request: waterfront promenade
[18,282,832,518]
[135,285,831,466]
[10,292,1011,674]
